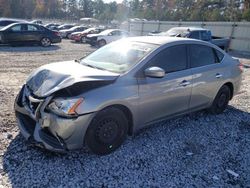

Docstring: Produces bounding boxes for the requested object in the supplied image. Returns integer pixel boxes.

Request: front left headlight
[47,98,84,117]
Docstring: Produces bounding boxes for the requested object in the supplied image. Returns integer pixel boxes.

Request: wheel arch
[101,104,134,136]
[223,82,234,100]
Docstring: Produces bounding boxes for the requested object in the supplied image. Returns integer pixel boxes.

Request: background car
[44,23,61,30]
[30,20,43,25]
[57,24,75,31]
[59,25,88,39]
[14,37,242,155]
[0,18,27,29]
[86,29,130,47]
[148,27,230,51]
[0,23,61,47]
[70,28,104,43]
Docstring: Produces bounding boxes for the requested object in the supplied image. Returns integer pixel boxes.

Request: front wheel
[85,107,128,155]
[40,37,51,47]
[97,39,106,47]
[208,85,231,114]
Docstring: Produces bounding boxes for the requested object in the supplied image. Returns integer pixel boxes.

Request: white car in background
[86,29,130,47]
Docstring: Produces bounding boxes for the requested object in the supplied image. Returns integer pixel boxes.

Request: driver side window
[149,45,188,73]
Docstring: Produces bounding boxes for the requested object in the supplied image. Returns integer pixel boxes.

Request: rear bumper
[51,37,61,44]
[14,85,94,152]
[71,36,81,42]
[86,37,97,46]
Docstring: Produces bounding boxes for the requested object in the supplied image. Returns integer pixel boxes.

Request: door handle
[179,80,190,87]
[215,73,222,78]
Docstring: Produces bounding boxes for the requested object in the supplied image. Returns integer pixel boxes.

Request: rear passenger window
[189,44,216,68]
[28,25,38,31]
[150,45,187,73]
[215,49,224,62]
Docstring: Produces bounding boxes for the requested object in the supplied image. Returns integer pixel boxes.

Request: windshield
[166,28,189,37]
[80,40,158,73]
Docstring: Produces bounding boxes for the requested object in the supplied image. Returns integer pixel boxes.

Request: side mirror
[144,67,165,78]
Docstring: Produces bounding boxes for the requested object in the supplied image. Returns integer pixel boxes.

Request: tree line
[0,0,250,22]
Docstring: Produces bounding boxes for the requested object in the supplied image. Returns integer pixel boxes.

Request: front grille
[23,85,44,117]
[25,96,40,113]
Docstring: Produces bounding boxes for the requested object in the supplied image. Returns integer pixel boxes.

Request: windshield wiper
[81,62,107,71]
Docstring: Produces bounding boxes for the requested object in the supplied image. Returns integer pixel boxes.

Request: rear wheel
[40,37,51,47]
[97,39,106,47]
[66,33,71,39]
[208,85,231,114]
[85,107,128,155]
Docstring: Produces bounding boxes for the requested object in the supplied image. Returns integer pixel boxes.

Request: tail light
[238,62,244,72]
[53,31,60,37]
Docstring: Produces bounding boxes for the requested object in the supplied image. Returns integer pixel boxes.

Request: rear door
[24,24,42,42]
[138,45,192,125]
[188,44,225,110]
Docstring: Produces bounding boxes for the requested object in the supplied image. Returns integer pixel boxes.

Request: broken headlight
[48,98,83,117]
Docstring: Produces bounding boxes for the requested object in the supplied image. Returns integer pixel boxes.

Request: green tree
[243,9,250,21]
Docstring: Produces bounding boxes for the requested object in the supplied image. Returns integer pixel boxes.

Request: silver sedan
[14,37,243,155]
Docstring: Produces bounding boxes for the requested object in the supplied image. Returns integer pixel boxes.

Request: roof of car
[127,36,199,45]
[171,27,208,31]
[0,18,26,22]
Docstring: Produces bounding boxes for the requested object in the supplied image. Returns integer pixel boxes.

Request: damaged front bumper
[14,85,94,152]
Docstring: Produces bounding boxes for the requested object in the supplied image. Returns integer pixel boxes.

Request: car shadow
[2,106,250,187]
[0,44,61,52]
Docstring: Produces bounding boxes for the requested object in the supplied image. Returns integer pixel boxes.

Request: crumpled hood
[26,61,119,97]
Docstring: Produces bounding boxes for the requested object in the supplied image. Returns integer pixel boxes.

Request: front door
[138,45,192,127]
[5,24,25,43]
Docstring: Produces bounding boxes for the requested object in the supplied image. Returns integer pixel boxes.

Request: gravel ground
[0,40,250,187]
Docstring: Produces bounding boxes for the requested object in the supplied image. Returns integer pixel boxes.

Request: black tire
[66,33,71,39]
[97,39,106,47]
[85,107,128,155]
[208,85,231,114]
[40,37,51,47]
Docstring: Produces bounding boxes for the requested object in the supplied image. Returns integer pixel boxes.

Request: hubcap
[96,119,119,144]
[41,38,50,46]
[218,93,227,108]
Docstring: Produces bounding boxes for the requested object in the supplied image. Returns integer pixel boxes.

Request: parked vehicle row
[0,18,231,52]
